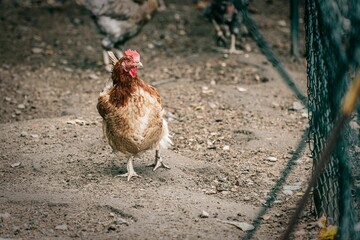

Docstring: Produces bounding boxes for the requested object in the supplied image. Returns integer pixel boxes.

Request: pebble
[219,220,255,231]
[266,156,277,162]
[10,162,21,168]
[244,44,252,52]
[32,47,43,54]
[5,97,11,102]
[200,210,209,218]
[283,189,293,196]
[277,20,287,27]
[115,217,128,225]
[223,145,230,151]
[55,224,68,230]
[237,87,247,92]
[88,74,99,80]
[291,101,304,111]
[283,184,301,191]
[17,104,25,109]
[20,131,28,137]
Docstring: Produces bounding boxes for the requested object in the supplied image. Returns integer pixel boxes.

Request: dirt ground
[0,0,316,239]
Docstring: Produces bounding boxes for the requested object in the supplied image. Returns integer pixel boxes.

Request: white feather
[159,113,172,149]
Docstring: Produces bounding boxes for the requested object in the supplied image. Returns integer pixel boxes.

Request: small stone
[283,189,293,196]
[32,47,43,54]
[244,44,252,52]
[31,134,39,138]
[32,162,42,171]
[291,101,304,111]
[262,214,271,220]
[237,87,247,92]
[5,97,11,102]
[277,20,287,27]
[283,184,302,191]
[205,189,217,194]
[88,73,99,80]
[179,30,186,36]
[147,43,155,49]
[200,210,209,218]
[115,217,128,225]
[10,162,21,168]
[15,110,21,115]
[219,220,254,231]
[223,145,230,151]
[20,131,28,137]
[266,156,277,162]
[55,224,68,230]
[17,104,25,109]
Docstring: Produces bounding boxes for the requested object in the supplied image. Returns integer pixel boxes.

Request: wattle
[129,68,137,77]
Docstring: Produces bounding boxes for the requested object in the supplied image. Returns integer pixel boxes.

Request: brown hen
[97,50,172,181]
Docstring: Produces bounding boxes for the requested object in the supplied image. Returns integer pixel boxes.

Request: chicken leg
[148,149,170,171]
[229,34,242,54]
[118,156,141,181]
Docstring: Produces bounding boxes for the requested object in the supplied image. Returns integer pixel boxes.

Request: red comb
[124,49,140,59]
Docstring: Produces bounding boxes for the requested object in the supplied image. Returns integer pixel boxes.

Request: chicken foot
[229,34,242,54]
[147,149,170,171]
[118,156,141,181]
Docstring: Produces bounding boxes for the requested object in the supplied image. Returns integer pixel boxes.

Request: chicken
[97,49,172,181]
[78,0,162,71]
[204,0,248,54]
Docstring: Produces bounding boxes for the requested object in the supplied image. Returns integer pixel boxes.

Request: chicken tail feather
[159,118,173,149]
[107,51,119,65]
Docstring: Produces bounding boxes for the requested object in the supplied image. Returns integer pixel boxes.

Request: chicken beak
[137,62,143,68]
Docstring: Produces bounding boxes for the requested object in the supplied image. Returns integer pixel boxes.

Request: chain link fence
[306,0,360,238]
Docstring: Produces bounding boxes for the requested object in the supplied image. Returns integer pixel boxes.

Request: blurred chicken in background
[204,0,248,54]
[77,0,165,71]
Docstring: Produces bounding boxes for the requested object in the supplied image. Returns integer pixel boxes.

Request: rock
[115,217,128,225]
[277,20,287,27]
[10,162,21,168]
[290,101,304,111]
[32,162,42,171]
[32,47,43,54]
[283,184,302,191]
[20,131,28,137]
[266,156,277,162]
[67,119,86,126]
[262,214,271,220]
[4,97,11,102]
[219,220,255,231]
[283,189,293,196]
[200,210,209,218]
[237,87,247,92]
[18,104,25,109]
[88,73,99,80]
[223,145,230,151]
[55,224,68,230]
[244,44,252,52]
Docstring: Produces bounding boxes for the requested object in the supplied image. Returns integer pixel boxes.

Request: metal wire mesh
[306,0,360,237]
